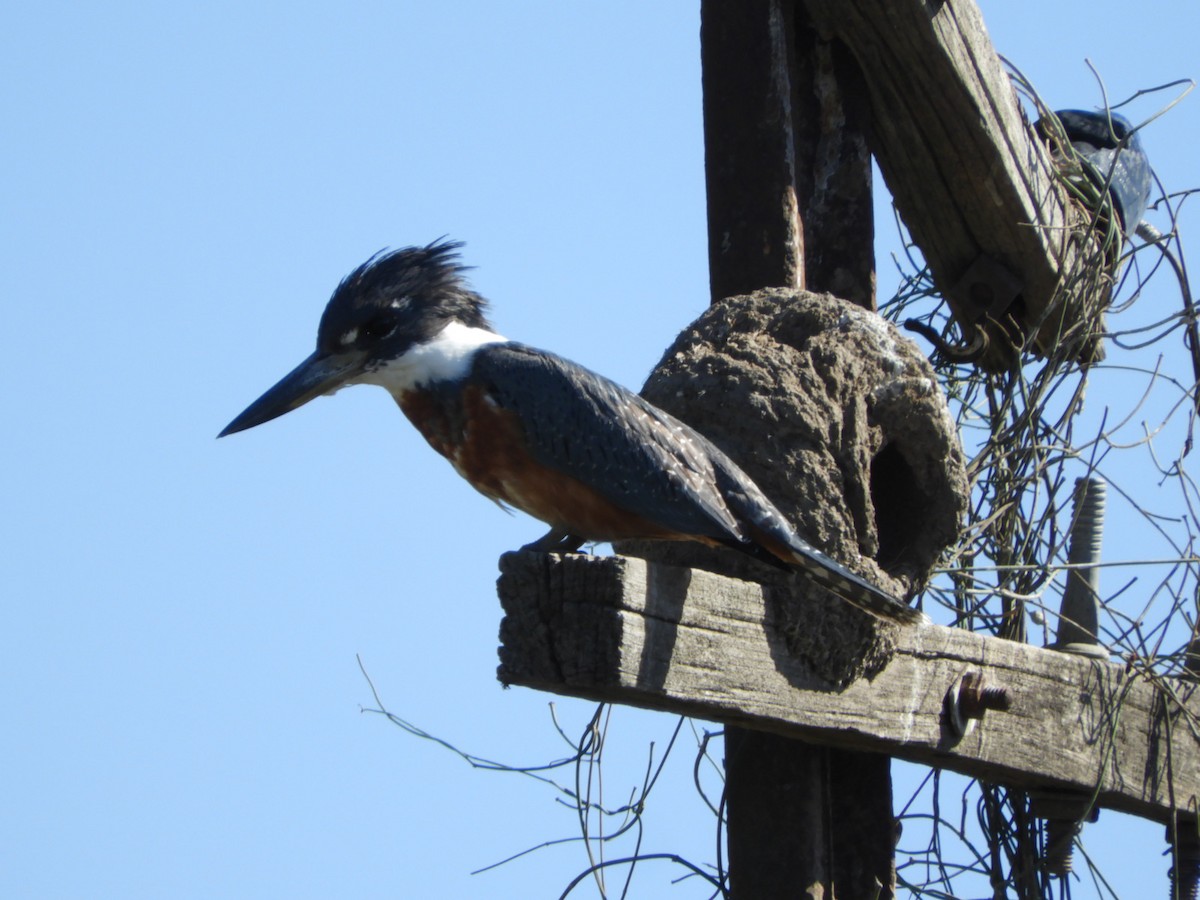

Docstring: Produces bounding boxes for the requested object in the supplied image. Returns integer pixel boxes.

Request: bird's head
[219,238,495,437]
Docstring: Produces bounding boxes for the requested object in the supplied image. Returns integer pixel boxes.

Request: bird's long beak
[218,350,366,437]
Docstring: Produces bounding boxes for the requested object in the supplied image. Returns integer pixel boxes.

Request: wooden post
[701,1,894,895]
[701,0,802,302]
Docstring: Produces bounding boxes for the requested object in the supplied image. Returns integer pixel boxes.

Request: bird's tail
[745,524,926,625]
[785,540,925,625]
[709,454,925,625]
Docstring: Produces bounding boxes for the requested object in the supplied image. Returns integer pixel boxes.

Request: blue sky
[4,2,1198,897]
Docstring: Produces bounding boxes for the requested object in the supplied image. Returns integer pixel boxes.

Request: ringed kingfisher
[1036,109,1151,238]
[220,240,921,625]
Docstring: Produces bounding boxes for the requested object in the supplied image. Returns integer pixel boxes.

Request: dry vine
[881,70,1199,898]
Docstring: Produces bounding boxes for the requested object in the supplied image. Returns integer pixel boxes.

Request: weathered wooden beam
[790,14,877,311]
[496,551,1200,826]
[801,0,1098,366]
[701,0,803,302]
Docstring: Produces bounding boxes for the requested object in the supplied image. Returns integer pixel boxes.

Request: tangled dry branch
[881,71,1198,898]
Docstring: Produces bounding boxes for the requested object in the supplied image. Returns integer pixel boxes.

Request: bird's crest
[317,238,491,353]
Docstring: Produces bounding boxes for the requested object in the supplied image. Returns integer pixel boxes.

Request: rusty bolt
[1030,790,1099,878]
[944,671,1013,739]
[958,671,1013,717]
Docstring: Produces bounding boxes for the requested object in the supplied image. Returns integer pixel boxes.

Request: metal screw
[944,671,1012,738]
[1029,790,1098,878]
[958,671,1012,716]
[1050,477,1110,658]
[1166,821,1200,900]
[1044,819,1080,876]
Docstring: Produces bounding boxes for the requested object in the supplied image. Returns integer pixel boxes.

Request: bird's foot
[521,528,587,553]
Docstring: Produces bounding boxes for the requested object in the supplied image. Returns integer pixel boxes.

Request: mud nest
[622,288,968,608]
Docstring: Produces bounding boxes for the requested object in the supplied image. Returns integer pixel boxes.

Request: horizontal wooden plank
[496,551,1200,825]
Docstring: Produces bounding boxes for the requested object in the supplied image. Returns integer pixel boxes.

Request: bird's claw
[521,528,587,553]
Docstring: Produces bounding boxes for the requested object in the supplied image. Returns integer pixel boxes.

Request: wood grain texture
[701,0,803,302]
[497,551,1200,825]
[801,0,1100,365]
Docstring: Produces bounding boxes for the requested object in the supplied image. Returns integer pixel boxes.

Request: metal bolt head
[944,671,1013,739]
[958,671,1012,717]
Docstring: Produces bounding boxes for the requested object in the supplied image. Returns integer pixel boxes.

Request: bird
[1036,109,1151,238]
[220,239,921,625]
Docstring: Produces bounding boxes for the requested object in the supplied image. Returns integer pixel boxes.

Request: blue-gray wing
[1040,109,1151,234]
[470,342,751,543]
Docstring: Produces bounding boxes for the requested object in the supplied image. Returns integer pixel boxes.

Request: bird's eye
[361,317,394,341]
